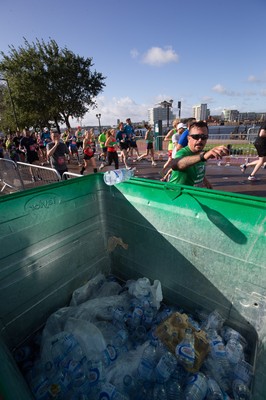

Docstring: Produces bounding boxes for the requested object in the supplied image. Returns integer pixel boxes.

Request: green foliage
[0,38,106,132]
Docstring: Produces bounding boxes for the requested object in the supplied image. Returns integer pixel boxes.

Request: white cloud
[248,75,261,83]
[141,46,179,67]
[212,84,240,97]
[212,84,226,94]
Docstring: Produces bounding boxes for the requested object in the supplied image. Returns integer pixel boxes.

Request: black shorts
[254,136,266,157]
[120,142,129,150]
[130,141,138,148]
[147,142,153,150]
[100,146,107,153]
[83,154,94,160]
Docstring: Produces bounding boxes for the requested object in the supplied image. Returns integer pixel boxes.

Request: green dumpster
[0,174,266,399]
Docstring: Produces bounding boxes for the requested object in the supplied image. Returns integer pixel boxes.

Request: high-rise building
[221,109,239,122]
[192,104,207,121]
[148,106,176,127]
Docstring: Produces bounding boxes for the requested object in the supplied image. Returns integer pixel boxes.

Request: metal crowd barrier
[16,162,61,189]
[0,158,25,193]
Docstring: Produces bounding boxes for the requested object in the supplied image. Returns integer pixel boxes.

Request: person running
[134,124,157,166]
[160,122,187,181]
[99,129,119,170]
[240,121,266,181]
[162,119,180,174]
[68,132,80,165]
[116,122,130,169]
[79,129,98,175]
[124,118,140,159]
[98,128,107,161]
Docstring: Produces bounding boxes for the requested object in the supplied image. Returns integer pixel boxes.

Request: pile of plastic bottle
[14,274,253,399]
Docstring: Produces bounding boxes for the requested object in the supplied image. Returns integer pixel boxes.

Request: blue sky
[1,0,266,126]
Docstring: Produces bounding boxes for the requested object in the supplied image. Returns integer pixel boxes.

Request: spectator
[46,131,69,177]
[170,121,228,188]
[19,129,39,164]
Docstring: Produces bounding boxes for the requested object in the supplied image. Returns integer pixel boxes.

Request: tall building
[221,109,239,122]
[192,104,207,121]
[148,106,176,127]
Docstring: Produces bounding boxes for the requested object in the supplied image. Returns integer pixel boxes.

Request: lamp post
[160,100,173,132]
[96,113,101,134]
[178,101,181,119]
[0,76,19,129]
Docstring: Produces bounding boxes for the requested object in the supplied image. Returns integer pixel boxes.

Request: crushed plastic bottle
[184,372,208,400]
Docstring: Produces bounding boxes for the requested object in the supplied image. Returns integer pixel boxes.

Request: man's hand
[204,145,229,160]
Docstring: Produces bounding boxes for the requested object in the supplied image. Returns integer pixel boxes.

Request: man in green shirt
[170,121,228,188]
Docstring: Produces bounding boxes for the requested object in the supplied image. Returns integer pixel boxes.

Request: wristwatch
[200,151,207,162]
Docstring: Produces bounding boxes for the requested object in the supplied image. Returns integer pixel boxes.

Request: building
[192,104,208,121]
[148,105,176,128]
[221,109,239,122]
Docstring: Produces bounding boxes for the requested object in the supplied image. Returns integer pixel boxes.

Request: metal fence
[0,159,82,194]
[0,158,24,193]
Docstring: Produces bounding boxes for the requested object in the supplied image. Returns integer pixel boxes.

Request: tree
[0,38,106,132]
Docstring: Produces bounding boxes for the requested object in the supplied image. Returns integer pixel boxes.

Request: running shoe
[126,166,131,170]
[152,162,157,166]
[248,175,260,181]
[99,163,105,170]
[240,164,247,173]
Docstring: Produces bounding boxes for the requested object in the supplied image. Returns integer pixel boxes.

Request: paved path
[69,152,266,198]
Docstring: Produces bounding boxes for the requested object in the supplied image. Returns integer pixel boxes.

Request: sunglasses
[189,134,209,140]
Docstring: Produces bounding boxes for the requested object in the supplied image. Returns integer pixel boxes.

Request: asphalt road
[70,154,266,198]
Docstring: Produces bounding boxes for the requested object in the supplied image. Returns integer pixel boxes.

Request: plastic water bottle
[103,168,135,185]
[184,372,208,400]
[155,351,177,383]
[232,379,251,400]
[153,383,168,400]
[225,338,244,366]
[175,328,195,368]
[137,341,158,381]
[206,376,224,400]
[165,377,182,399]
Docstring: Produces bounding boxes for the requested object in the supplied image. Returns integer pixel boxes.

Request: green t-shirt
[170,146,206,186]
[98,133,107,148]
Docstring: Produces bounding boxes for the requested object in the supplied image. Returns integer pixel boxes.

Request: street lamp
[160,100,173,131]
[0,76,19,129]
[96,113,101,134]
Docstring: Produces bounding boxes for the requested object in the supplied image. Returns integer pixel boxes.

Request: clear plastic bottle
[155,351,177,383]
[175,328,195,368]
[232,379,251,400]
[165,377,183,399]
[206,376,224,400]
[225,338,244,366]
[184,372,208,400]
[153,383,168,400]
[137,340,158,381]
[103,168,135,185]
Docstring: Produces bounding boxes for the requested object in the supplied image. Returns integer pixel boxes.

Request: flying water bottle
[103,168,135,186]
[175,328,195,369]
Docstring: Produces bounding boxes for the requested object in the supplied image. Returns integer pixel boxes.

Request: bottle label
[176,344,195,363]
[103,344,117,365]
